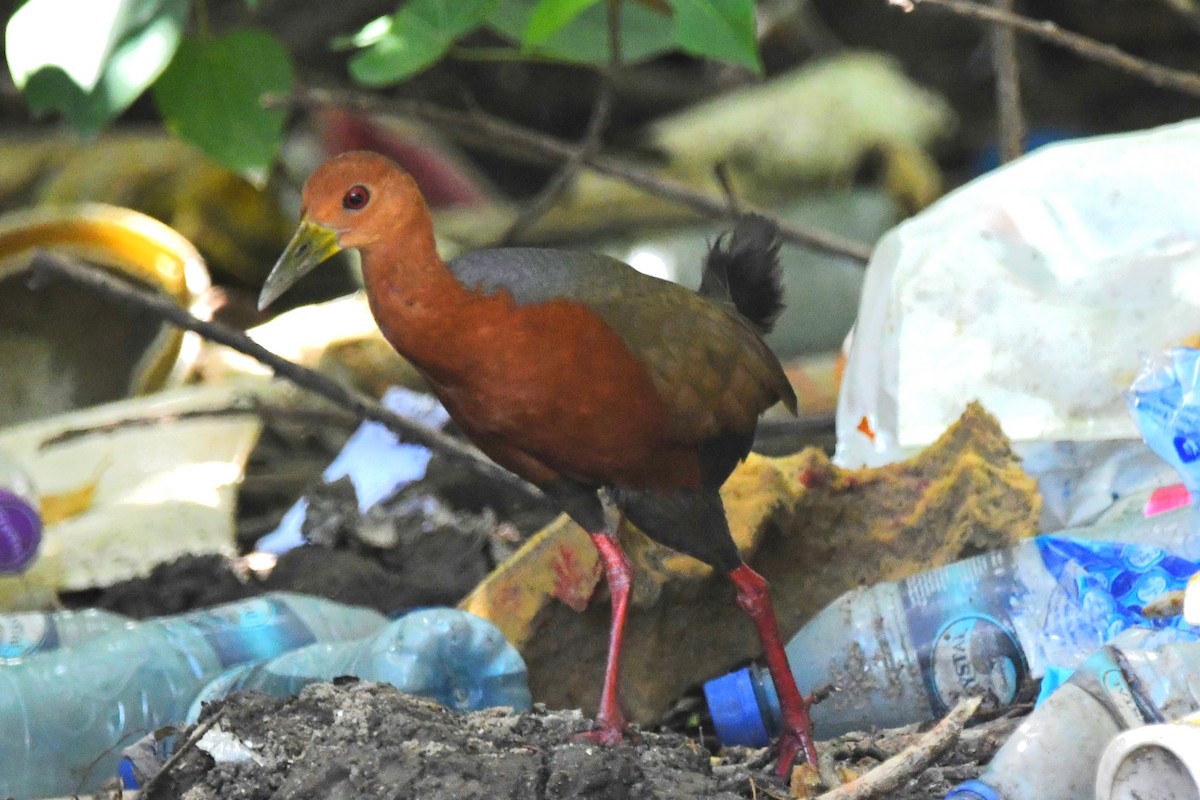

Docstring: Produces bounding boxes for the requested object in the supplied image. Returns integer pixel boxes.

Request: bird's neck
[358,218,474,374]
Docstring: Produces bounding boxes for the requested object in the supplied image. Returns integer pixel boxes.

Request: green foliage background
[4,0,760,182]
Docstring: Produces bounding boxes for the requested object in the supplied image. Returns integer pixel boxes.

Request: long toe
[773,720,817,779]
[573,722,626,746]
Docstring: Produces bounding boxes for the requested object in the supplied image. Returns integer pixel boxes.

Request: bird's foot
[573,709,627,746]
[772,696,818,780]
[573,725,625,746]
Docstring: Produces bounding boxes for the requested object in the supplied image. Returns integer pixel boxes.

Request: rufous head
[258,151,426,310]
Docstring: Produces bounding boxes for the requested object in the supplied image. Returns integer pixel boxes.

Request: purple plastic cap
[0,489,41,572]
[704,667,771,747]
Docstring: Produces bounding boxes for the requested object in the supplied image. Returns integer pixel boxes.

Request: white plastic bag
[836,120,1200,525]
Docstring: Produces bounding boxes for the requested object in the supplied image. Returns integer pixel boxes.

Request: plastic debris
[0,607,129,662]
[1095,710,1200,800]
[0,592,385,799]
[0,384,264,601]
[836,120,1200,528]
[706,505,1200,743]
[949,627,1200,800]
[255,385,450,555]
[187,607,530,722]
[0,203,210,427]
[0,450,41,573]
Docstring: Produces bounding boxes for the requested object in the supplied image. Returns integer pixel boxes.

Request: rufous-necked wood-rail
[258,151,816,777]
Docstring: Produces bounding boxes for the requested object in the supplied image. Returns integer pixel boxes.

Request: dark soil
[141,681,1025,800]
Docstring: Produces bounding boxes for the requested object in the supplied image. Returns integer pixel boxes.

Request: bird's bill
[257,219,342,310]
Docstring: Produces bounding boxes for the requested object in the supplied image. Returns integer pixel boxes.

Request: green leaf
[667,0,760,72]
[6,0,189,134]
[152,29,292,184]
[489,0,675,64]
[523,0,602,45]
[348,0,498,86]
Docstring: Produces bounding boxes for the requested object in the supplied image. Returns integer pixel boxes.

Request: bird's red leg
[728,563,817,778]
[575,529,632,745]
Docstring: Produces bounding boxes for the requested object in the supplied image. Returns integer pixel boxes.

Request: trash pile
[4,91,1200,800]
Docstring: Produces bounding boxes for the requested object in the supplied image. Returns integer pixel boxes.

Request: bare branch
[25,250,546,506]
[500,0,625,244]
[815,696,981,800]
[266,88,875,264]
[893,0,1200,99]
[991,0,1024,163]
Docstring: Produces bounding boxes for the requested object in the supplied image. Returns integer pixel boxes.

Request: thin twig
[713,162,742,218]
[500,0,624,244]
[814,696,981,800]
[266,88,874,263]
[25,251,546,505]
[991,0,1024,163]
[38,399,360,450]
[137,706,227,796]
[892,0,1200,99]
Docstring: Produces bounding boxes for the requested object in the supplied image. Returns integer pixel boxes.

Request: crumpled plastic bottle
[0,607,130,662]
[948,627,1200,800]
[705,507,1200,744]
[0,592,386,799]
[185,607,532,723]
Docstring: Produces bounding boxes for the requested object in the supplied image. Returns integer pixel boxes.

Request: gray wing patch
[447,248,639,306]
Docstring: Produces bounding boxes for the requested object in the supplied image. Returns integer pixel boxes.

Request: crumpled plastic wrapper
[0,384,265,603]
[836,119,1200,526]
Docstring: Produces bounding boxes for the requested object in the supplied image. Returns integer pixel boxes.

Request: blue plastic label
[190,597,317,668]
[1128,348,1200,490]
[1035,536,1198,650]
[901,549,1030,715]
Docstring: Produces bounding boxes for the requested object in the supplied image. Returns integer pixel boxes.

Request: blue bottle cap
[945,779,1003,800]
[703,667,771,747]
[0,489,40,573]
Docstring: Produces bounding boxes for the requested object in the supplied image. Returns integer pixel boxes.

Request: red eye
[343,185,370,210]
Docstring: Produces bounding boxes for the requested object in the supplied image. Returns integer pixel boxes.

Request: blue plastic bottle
[704,507,1200,745]
[186,607,531,722]
[0,608,131,662]
[0,592,386,799]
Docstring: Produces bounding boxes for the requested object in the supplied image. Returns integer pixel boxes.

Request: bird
[257,150,817,778]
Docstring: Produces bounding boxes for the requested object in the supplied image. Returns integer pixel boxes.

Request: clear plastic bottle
[704,507,1200,744]
[0,591,386,799]
[0,608,131,662]
[948,628,1200,800]
[186,607,531,722]
[0,451,41,573]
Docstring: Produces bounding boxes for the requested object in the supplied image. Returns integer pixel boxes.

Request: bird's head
[258,151,424,310]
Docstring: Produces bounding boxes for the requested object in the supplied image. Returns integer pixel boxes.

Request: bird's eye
[343,185,370,210]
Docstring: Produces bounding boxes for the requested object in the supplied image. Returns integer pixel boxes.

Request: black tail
[699,214,785,334]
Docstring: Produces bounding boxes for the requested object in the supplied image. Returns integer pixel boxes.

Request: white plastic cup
[1095,712,1200,800]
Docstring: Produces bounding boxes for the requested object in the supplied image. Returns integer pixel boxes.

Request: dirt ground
[139,681,1025,800]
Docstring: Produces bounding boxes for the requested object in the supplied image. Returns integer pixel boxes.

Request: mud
[142,681,1024,800]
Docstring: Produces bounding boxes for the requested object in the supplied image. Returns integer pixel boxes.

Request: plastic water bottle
[949,627,1200,800]
[0,451,41,573]
[0,592,386,799]
[0,608,131,662]
[704,507,1200,744]
[186,608,531,722]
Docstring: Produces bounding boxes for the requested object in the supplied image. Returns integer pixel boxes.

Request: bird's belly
[414,298,700,491]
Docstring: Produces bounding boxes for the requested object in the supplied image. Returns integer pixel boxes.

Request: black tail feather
[698,214,785,334]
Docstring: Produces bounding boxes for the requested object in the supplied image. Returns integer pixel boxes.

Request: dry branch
[892,0,1200,99]
[266,88,875,264]
[814,696,982,800]
[25,251,545,505]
